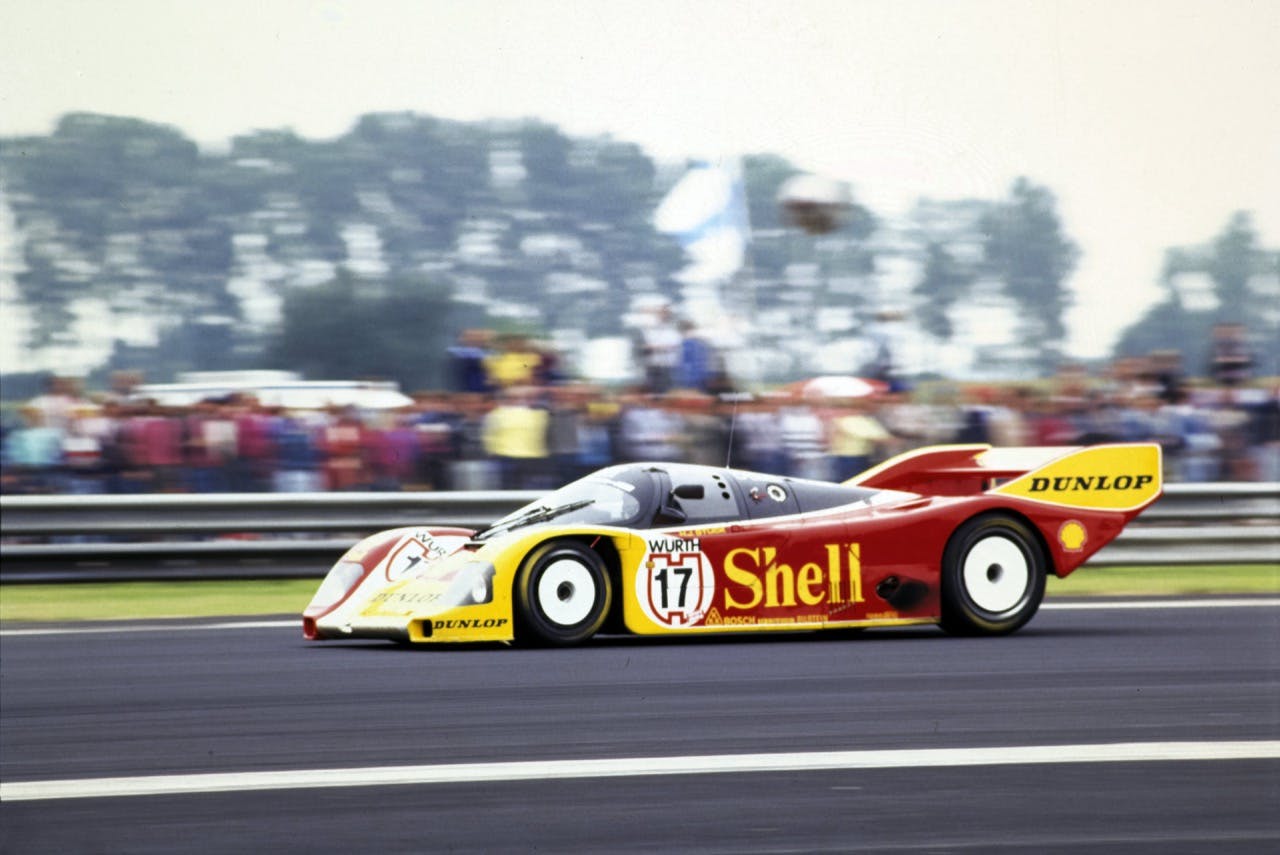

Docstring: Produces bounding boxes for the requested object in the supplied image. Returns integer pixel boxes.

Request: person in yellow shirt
[484,335,543,389]
[827,397,891,482]
[481,387,550,489]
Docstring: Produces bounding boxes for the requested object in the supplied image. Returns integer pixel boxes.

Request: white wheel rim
[536,558,597,626]
[962,535,1030,614]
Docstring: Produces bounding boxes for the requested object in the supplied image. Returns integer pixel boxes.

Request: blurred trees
[737,154,803,278]
[980,178,1080,361]
[740,154,879,354]
[266,270,457,393]
[1164,212,1275,321]
[913,242,976,341]
[0,112,681,386]
[4,111,1271,390]
[742,154,798,231]
[2,114,232,349]
[1117,212,1280,376]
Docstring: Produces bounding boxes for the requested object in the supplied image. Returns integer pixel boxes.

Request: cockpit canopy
[475,463,880,540]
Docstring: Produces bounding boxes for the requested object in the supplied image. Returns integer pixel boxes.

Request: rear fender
[990,444,1163,577]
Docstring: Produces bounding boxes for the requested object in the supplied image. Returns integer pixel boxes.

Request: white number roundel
[636,549,715,628]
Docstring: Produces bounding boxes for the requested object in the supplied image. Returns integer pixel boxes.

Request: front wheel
[941,514,1047,636]
[514,541,612,646]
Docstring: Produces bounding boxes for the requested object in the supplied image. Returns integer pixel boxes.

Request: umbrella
[791,375,887,399]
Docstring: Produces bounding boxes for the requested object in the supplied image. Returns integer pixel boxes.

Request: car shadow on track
[310,625,951,653]
[306,618,1171,653]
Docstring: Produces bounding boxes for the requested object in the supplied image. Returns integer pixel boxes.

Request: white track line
[3,741,1277,802]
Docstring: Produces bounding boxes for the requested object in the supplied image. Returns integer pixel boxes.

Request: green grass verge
[0,579,319,623]
[1,565,1276,623]
[1046,564,1278,598]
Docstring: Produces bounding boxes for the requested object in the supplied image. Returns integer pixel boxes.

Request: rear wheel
[941,514,1046,635]
[514,541,612,646]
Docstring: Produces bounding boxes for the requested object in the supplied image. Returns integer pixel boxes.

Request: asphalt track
[2,600,1278,853]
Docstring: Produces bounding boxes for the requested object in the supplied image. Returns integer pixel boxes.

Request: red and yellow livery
[304,444,1162,645]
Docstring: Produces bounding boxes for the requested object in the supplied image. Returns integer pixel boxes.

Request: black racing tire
[514,541,612,646]
[940,513,1047,636]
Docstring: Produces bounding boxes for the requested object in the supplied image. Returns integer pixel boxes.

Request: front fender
[401,526,644,643]
[304,526,474,640]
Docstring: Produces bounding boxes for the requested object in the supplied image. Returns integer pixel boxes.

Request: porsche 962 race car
[303,443,1162,646]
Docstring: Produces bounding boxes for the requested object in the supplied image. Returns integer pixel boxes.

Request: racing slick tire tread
[514,540,612,646]
[940,513,1047,636]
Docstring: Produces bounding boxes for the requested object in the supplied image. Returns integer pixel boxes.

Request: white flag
[654,160,750,284]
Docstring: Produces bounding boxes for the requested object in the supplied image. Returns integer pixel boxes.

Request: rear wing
[847,444,1163,513]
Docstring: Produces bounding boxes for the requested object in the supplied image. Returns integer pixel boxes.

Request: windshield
[476,469,652,539]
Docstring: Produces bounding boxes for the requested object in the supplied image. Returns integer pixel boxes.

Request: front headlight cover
[306,560,368,614]
[446,560,496,606]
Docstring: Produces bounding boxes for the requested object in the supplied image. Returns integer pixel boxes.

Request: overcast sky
[2,0,1277,359]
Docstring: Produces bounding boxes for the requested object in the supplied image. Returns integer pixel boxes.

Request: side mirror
[655,484,702,526]
[653,506,687,525]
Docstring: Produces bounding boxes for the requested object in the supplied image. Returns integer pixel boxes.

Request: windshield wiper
[473,498,596,541]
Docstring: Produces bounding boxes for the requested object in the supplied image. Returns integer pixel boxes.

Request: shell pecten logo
[1058,520,1087,552]
[994,444,1162,511]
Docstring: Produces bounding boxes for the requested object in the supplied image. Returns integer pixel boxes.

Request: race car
[303,443,1162,645]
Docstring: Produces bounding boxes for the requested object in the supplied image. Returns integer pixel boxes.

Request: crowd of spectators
[2,346,1277,495]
